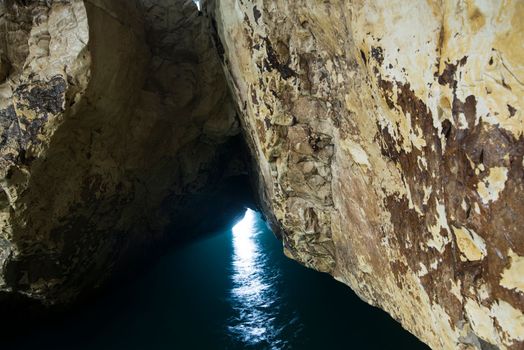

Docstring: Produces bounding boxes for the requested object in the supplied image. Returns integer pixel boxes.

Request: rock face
[208,1,524,349]
[1,0,523,349]
[0,0,242,304]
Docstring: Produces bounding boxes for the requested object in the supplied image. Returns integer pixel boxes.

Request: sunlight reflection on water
[228,209,298,349]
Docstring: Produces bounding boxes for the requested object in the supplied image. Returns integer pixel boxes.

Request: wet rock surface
[208,1,524,349]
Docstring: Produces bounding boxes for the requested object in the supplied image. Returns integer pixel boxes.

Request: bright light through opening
[232,208,256,250]
[192,0,201,11]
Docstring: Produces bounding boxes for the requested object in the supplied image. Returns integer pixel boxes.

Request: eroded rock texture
[0,0,241,303]
[208,1,524,349]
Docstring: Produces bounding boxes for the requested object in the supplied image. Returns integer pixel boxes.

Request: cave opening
[192,0,201,11]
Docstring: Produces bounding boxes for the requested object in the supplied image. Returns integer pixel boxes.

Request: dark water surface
[6,209,428,349]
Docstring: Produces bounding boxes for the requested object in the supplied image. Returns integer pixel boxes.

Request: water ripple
[228,209,300,349]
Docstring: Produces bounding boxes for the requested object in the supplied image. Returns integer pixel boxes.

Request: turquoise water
[6,209,428,349]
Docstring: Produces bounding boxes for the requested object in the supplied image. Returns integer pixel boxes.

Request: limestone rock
[0,0,241,304]
[208,1,524,349]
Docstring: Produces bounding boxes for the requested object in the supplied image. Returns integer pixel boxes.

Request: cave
[0,0,523,349]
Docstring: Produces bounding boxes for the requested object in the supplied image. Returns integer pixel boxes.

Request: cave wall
[1,0,522,349]
[0,0,242,304]
[208,1,524,349]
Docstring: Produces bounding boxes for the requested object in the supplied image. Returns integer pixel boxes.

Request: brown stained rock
[0,1,523,349]
[208,0,524,349]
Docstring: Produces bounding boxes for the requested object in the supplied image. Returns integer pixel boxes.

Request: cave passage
[5,209,428,350]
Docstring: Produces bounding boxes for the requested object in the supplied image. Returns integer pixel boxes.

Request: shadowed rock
[0,0,244,304]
